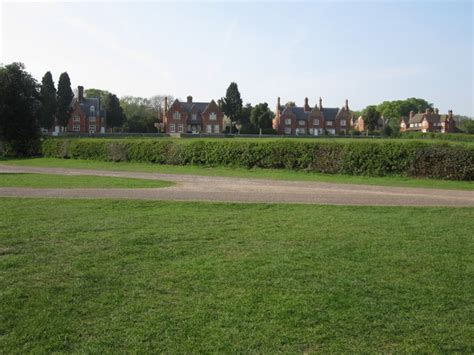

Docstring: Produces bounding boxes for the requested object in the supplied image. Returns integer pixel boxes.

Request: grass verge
[2,157,473,190]
[0,198,473,352]
[0,173,173,189]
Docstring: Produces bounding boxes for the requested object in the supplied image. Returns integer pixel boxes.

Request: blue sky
[1,1,473,115]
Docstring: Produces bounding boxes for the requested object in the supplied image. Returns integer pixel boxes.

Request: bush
[41,138,474,180]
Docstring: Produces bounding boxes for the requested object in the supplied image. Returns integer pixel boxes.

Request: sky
[1,1,473,116]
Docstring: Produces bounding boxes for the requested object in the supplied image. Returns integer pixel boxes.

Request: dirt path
[1,164,473,206]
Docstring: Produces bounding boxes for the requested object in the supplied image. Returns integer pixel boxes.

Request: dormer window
[173,111,181,120]
[340,119,346,126]
[209,112,217,121]
[90,105,95,116]
[192,113,197,121]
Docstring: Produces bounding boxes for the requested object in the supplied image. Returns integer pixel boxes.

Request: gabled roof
[282,105,343,121]
[179,101,210,114]
[72,97,105,117]
[322,108,340,121]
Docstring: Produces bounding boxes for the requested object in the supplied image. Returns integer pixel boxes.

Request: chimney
[409,110,414,119]
[187,95,193,104]
[304,97,310,111]
[164,96,168,114]
[434,108,439,114]
[78,86,84,102]
[448,110,453,118]
[319,97,323,110]
[345,99,349,111]
[425,108,430,114]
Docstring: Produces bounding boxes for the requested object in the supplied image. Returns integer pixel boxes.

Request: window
[178,124,184,133]
[89,124,96,133]
[296,128,306,135]
[173,111,181,120]
[326,121,333,126]
[284,118,291,125]
[73,124,80,132]
[89,116,96,123]
[192,113,197,121]
[309,128,314,134]
[284,127,291,135]
[340,119,346,126]
[209,112,217,121]
[207,124,212,133]
[170,124,176,133]
[187,125,192,132]
[90,105,95,115]
[73,114,80,122]
[313,119,319,125]
[327,128,336,135]
[298,120,305,126]
[214,124,220,133]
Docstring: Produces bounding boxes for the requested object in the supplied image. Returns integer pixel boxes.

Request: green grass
[0,173,173,189]
[2,157,473,190]
[0,198,473,352]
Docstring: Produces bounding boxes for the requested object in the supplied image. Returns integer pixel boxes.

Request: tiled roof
[179,101,210,114]
[283,105,342,121]
[72,97,105,117]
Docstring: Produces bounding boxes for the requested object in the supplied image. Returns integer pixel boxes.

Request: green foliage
[0,62,41,156]
[42,138,474,180]
[361,105,380,131]
[84,88,110,106]
[250,103,274,130]
[220,82,243,130]
[120,96,156,133]
[400,131,474,143]
[39,71,57,129]
[56,72,74,128]
[105,93,126,129]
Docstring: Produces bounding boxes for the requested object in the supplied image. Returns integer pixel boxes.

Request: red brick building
[163,96,224,134]
[400,108,455,133]
[60,86,106,134]
[273,97,353,135]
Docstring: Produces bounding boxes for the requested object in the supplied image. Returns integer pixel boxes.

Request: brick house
[163,96,223,134]
[64,86,106,134]
[273,97,353,135]
[400,108,455,133]
[352,115,387,133]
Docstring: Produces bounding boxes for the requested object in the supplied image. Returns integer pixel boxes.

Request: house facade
[163,96,223,134]
[272,97,353,135]
[400,108,455,133]
[352,116,387,133]
[64,86,106,134]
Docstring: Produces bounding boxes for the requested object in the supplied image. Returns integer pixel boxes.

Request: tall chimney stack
[345,99,349,111]
[304,97,310,111]
[78,86,84,102]
[319,97,323,110]
[187,95,193,104]
[164,96,168,114]
[448,110,453,118]
[435,108,439,114]
[409,110,414,119]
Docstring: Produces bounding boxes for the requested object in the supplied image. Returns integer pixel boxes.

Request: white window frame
[178,124,184,133]
[89,124,96,133]
[207,124,212,133]
[284,118,291,125]
[284,127,291,135]
[313,119,319,125]
[326,121,333,126]
[298,120,305,126]
[340,119,346,126]
[192,113,197,121]
[73,114,80,122]
[214,124,220,133]
[170,123,176,133]
[73,124,80,132]
[173,111,181,120]
[209,112,217,121]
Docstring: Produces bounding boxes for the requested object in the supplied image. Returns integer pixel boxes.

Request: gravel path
[1,164,473,206]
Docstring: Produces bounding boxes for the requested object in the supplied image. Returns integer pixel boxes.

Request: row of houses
[55,86,456,135]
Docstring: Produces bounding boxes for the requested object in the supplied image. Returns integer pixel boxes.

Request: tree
[56,72,74,130]
[250,103,274,130]
[220,82,243,132]
[38,71,57,130]
[361,105,380,131]
[149,95,174,120]
[0,62,41,156]
[239,103,253,132]
[105,94,126,130]
[285,101,296,107]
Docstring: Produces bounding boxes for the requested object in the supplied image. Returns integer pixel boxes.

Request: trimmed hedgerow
[42,138,474,180]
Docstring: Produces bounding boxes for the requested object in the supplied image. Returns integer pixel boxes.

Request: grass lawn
[0,173,173,189]
[2,157,473,190]
[0,198,473,352]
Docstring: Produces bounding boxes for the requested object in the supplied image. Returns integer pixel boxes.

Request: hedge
[42,138,474,180]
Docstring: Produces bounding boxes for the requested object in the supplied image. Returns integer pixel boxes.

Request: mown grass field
[3,158,474,190]
[1,198,473,352]
[0,172,173,189]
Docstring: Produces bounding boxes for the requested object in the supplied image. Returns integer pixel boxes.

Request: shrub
[41,138,474,180]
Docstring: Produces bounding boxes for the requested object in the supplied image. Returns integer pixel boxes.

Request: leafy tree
[85,88,110,109]
[285,101,296,107]
[120,96,156,132]
[57,72,74,129]
[149,95,174,120]
[250,103,274,130]
[239,103,253,131]
[0,62,41,156]
[361,105,380,131]
[220,82,243,132]
[105,93,126,130]
[39,71,57,130]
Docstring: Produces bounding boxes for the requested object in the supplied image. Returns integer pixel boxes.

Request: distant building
[400,108,455,133]
[273,97,353,135]
[64,86,106,134]
[163,96,223,134]
[352,115,387,133]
